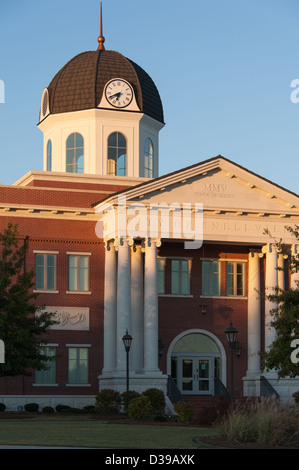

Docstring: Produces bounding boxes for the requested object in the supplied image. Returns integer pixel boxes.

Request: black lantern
[225,322,238,348]
[234,342,242,358]
[122,330,133,352]
[122,330,133,411]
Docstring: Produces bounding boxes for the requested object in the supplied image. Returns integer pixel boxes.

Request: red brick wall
[0,215,105,397]
[157,243,250,398]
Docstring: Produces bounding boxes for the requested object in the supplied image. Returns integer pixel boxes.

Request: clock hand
[109,92,121,100]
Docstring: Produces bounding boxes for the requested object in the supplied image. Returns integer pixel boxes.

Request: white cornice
[13,170,149,188]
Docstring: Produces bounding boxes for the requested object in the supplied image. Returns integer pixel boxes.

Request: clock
[105,79,134,108]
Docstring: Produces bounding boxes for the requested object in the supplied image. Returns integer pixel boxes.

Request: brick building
[0,18,298,411]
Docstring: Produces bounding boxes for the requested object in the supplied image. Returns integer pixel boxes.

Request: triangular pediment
[95,156,299,216]
[95,156,299,245]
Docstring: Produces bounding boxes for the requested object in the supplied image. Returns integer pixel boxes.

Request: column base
[242,372,261,397]
[98,371,168,396]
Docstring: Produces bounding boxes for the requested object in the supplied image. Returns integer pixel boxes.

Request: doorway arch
[167,330,227,396]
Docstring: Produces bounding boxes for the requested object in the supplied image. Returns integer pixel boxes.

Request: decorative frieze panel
[45,307,90,331]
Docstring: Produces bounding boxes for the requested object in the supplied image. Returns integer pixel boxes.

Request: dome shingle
[43,50,164,124]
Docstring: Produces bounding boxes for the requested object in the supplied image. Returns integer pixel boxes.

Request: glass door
[197,359,211,394]
[176,357,214,395]
[182,359,194,393]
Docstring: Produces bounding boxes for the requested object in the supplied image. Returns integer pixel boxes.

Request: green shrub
[121,390,141,411]
[24,403,39,412]
[83,405,96,413]
[42,406,55,413]
[174,402,194,423]
[128,395,154,420]
[55,404,71,412]
[0,403,6,412]
[142,388,166,415]
[95,389,121,414]
[219,397,299,447]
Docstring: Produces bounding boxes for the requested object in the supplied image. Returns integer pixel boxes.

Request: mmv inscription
[195,184,236,199]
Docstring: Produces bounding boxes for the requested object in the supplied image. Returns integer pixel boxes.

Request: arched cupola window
[144,138,154,178]
[107,132,127,176]
[47,140,52,171]
[66,133,84,174]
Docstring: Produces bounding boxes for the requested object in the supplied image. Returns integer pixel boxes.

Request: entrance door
[170,332,222,396]
[180,357,213,395]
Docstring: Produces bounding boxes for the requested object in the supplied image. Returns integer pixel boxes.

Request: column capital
[249,251,260,259]
[142,237,162,249]
[132,243,142,253]
[105,240,115,252]
[262,243,278,255]
[114,236,135,250]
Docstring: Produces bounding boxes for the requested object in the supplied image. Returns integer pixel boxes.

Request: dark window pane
[75,133,84,148]
[118,133,126,148]
[108,132,117,147]
[67,133,75,149]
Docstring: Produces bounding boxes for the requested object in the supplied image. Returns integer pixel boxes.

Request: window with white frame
[202,260,220,296]
[107,132,127,176]
[171,259,191,295]
[35,253,57,291]
[144,138,154,178]
[226,262,245,296]
[47,140,52,171]
[68,347,89,384]
[35,346,56,385]
[66,132,84,174]
[157,258,165,294]
[68,255,89,292]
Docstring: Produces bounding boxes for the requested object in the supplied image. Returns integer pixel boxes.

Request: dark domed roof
[45,50,164,124]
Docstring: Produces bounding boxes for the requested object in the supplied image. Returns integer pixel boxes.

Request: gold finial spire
[97,1,105,50]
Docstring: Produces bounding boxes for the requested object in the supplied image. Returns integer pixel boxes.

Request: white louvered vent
[40,88,50,121]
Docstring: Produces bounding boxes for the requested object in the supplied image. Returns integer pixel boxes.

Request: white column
[278,253,285,292]
[143,238,161,373]
[115,237,133,372]
[247,252,261,375]
[263,243,278,350]
[131,244,144,372]
[291,245,299,289]
[103,240,117,372]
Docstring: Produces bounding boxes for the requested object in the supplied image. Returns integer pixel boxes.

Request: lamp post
[122,330,133,411]
[225,322,239,404]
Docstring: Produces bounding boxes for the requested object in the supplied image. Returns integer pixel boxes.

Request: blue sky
[0,0,298,194]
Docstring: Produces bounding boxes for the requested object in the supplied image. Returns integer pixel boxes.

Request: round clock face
[105,79,134,108]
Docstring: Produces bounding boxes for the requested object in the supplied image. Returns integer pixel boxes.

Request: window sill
[33,290,59,294]
[200,295,247,299]
[33,384,58,387]
[159,294,193,298]
[66,384,91,387]
[66,291,92,295]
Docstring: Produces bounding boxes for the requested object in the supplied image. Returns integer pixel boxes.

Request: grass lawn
[0,415,219,449]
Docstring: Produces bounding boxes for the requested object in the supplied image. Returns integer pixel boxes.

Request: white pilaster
[103,241,117,372]
[278,253,285,292]
[247,252,261,375]
[131,244,144,372]
[263,243,278,351]
[143,238,161,372]
[116,237,133,371]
